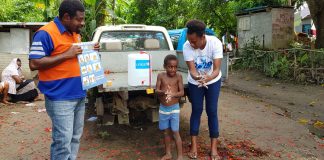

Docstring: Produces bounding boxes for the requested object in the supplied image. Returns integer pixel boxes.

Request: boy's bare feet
[1,100,13,105]
[161,153,172,160]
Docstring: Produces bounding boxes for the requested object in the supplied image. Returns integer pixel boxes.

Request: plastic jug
[128,53,151,86]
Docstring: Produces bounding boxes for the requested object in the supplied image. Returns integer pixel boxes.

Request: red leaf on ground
[287,153,292,159]
[33,139,38,144]
[99,148,106,153]
[227,144,234,149]
[318,144,324,148]
[44,127,52,132]
[79,147,86,151]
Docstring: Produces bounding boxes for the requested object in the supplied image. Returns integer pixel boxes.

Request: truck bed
[99,70,188,92]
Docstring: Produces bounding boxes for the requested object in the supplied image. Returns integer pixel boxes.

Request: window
[99,31,169,52]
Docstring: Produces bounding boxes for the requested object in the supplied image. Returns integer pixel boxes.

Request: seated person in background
[0,81,10,104]
[1,58,39,103]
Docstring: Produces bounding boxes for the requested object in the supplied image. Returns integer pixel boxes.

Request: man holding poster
[28,0,99,159]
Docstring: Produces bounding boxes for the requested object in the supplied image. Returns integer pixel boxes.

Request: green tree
[125,0,195,29]
[81,0,109,41]
[192,0,239,36]
[0,0,44,22]
[30,0,62,21]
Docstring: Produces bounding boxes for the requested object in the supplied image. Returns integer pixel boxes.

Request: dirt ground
[0,70,323,160]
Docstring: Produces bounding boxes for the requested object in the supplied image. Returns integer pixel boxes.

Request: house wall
[237,11,273,49]
[0,28,35,79]
[0,53,37,80]
[237,8,294,49]
[271,8,294,49]
[10,28,30,54]
[0,29,30,54]
[302,18,312,25]
[294,12,303,33]
[0,32,11,53]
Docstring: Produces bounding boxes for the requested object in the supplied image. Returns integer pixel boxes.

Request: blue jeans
[45,97,85,160]
[188,80,221,138]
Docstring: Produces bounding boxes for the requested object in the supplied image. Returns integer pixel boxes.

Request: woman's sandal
[188,152,197,159]
[210,153,221,160]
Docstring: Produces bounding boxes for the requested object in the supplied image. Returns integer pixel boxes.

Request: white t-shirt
[183,35,223,85]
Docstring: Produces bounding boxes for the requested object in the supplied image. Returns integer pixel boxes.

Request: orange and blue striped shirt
[29,17,86,100]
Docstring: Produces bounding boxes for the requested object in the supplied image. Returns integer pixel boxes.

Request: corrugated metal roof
[236,6,294,16]
[0,22,48,27]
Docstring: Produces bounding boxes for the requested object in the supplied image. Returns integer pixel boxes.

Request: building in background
[0,22,46,79]
[236,6,294,50]
[294,2,316,37]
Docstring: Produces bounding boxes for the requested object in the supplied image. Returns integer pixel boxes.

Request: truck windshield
[99,31,170,52]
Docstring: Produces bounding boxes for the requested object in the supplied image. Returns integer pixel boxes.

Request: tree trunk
[306,0,324,48]
[96,0,107,26]
[112,0,116,25]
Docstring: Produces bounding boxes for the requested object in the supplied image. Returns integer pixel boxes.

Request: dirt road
[226,70,324,138]
[0,70,323,160]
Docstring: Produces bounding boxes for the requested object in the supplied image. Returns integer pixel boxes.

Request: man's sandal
[188,152,197,159]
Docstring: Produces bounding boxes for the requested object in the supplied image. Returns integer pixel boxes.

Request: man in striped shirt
[29,1,99,159]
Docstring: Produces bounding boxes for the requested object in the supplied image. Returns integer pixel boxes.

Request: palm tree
[30,0,62,22]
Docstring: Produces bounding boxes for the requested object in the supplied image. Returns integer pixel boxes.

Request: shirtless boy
[156,54,184,160]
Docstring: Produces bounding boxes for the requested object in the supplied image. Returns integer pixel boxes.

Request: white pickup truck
[91,24,188,125]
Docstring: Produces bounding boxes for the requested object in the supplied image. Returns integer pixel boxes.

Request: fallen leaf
[274,112,285,117]
[37,108,46,113]
[245,77,250,81]
[275,152,281,157]
[259,83,272,87]
[318,144,324,148]
[265,104,272,108]
[309,101,316,107]
[314,121,324,128]
[298,118,309,125]
[227,144,234,149]
[287,153,292,159]
[44,127,52,132]
[99,148,106,153]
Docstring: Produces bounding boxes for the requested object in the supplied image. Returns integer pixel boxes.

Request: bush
[234,40,324,84]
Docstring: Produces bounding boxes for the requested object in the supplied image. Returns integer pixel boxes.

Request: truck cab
[92,25,188,125]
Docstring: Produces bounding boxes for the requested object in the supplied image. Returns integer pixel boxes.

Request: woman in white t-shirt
[183,20,223,160]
